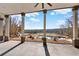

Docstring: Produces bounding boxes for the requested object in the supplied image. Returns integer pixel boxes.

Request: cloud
[11,14,21,21]
[65,14,73,19]
[25,12,39,17]
[11,14,22,25]
[11,14,21,18]
[50,8,72,15]
[26,21,30,24]
[56,20,66,26]
[54,9,72,14]
[50,12,55,15]
[30,18,40,22]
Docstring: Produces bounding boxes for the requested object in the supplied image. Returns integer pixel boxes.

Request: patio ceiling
[0,3,79,15]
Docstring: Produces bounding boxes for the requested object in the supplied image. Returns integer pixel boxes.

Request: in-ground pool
[37,36,65,40]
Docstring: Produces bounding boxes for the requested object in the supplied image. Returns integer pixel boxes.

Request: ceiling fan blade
[42,3,44,9]
[47,3,52,7]
[34,3,39,7]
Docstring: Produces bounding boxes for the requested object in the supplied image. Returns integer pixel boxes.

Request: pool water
[37,36,65,40]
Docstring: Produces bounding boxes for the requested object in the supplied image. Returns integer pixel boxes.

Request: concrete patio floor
[0,41,79,56]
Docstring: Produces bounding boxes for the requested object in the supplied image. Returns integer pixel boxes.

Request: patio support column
[3,15,9,42]
[21,12,25,33]
[42,9,47,46]
[21,12,25,43]
[72,6,79,48]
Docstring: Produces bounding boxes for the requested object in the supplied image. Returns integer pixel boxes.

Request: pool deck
[0,41,79,56]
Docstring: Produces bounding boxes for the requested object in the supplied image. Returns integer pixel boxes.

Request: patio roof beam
[7,6,73,16]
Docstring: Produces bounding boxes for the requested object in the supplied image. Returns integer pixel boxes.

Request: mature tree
[66,19,73,38]
[10,15,22,37]
[60,24,66,35]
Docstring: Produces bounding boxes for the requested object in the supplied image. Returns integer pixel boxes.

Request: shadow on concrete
[43,44,50,56]
[0,42,23,56]
[42,38,50,56]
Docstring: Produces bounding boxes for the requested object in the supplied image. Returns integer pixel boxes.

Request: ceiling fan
[34,3,52,9]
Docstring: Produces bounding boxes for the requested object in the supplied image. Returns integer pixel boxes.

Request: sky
[24,8,72,29]
[11,8,73,30]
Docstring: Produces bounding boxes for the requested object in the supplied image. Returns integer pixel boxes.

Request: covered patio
[0,3,79,56]
[0,41,79,56]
